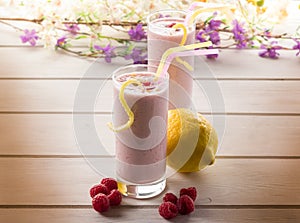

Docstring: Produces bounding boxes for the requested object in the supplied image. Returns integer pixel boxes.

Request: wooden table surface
[0,18,300,222]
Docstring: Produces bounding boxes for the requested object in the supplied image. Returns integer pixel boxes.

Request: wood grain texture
[0,114,300,156]
[0,158,299,206]
[0,80,299,113]
[1,8,299,222]
[0,47,299,79]
[0,208,299,223]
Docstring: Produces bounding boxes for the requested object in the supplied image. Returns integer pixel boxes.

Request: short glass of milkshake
[147,10,196,109]
[111,64,169,199]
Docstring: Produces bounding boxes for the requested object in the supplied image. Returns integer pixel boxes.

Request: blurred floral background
[0,0,299,62]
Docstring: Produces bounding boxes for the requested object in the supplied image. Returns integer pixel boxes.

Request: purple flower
[263,29,272,38]
[208,19,222,31]
[292,39,300,56]
[232,19,248,49]
[196,18,222,45]
[195,17,221,59]
[124,48,147,64]
[259,42,282,59]
[128,23,147,41]
[65,24,80,35]
[94,44,116,63]
[56,36,67,47]
[208,31,220,45]
[206,46,218,59]
[206,19,222,45]
[196,30,207,42]
[20,29,39,46]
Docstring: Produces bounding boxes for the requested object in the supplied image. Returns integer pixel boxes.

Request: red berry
[180,187,197,201]
[101,178,118,192]
[89,184,109,198]
[177,195,195,215]
[163,192,178,205]
[92,193,110,213]
[108,189,122,206]
[166,22,176,28]
[158,202,178,219]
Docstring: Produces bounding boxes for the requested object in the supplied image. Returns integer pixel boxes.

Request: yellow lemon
[167,108,218,172]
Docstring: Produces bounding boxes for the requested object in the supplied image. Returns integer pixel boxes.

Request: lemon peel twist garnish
[108,78,142,132]
[173,23,187,45]
[172,23,193,72]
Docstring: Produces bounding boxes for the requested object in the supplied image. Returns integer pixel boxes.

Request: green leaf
[123,11,135,19]
[116,39,127,44]
[125,44,134,54]
[204,14,215,25]
[256,0,264,7]
[75,35,88,40]
[64,43,72,48]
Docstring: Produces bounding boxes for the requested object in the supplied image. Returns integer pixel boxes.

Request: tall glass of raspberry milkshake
[147,10,195,109]
[111,64,169,199]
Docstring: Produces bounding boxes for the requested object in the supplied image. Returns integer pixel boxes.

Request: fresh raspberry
[162,192,178,205]
[177,195,195,215]
[92,193,110,213]
[100,178,118,192]
[108,189,122,206]
[166,22,176,28]
[158,201,178,219]
[179,187,197,201]
[89,184,109,198]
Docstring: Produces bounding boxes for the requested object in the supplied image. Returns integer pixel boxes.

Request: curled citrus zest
[172,23,193,71]
[173,23,187,45]
[108,78,142,132]
[155,42,212,79]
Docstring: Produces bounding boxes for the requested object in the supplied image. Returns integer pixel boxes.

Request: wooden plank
[0,47,299,79]
[0,208,299,223]
[0,47,97,78]
[216,115,300,157]
[0,79,299,113]
[196,50,300,80]
[0,114,300,156]
[0,158,299,205]
[0,114,77,155]
[0,22,26,46]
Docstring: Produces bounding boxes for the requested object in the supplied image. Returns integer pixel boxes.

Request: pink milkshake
[111,64,168,198]
[147,10,195,109]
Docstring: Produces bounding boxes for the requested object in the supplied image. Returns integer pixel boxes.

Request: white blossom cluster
[0,0,291,23]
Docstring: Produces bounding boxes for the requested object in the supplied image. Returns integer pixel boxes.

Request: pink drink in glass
[147,10,195,109]
[112,64,168,198]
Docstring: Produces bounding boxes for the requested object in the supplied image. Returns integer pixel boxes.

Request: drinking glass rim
[146,9,195,29]
[112,64,169,90]
[147,9,188,21]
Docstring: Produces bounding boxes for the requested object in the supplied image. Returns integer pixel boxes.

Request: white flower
[264,0,289,23]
